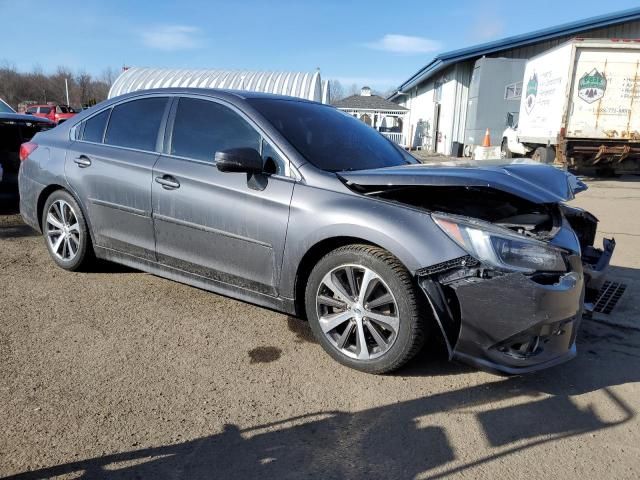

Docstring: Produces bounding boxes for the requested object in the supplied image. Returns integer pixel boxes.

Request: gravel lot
[1,178,639,479]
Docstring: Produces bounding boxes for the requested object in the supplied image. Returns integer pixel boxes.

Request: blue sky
[1,0,639,90]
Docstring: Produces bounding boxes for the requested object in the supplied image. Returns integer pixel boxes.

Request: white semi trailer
[502,38,640,174]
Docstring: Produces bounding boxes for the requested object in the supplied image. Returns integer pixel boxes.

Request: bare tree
[0,62,115,109]
[329,79,345,103]
[346,83,360,97]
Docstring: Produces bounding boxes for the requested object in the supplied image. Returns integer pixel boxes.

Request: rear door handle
[155,175,180,189]
[73,155,92,168]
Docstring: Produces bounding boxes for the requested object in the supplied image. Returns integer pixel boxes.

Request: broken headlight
[433,214,566,273]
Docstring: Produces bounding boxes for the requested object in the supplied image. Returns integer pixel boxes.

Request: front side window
[105,97,167,151]
[26,107,37,114]
[82,109,110,143]
[248,98,416,172]
[171,97,260,162]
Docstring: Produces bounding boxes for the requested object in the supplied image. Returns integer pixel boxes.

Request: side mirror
[215,148,263,174]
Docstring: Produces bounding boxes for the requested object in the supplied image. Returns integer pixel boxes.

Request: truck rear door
[567,46,640,139]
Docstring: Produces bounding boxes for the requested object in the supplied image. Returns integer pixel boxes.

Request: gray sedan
[18,89,613,374]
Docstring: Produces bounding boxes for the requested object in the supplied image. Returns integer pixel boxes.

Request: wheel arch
[294,236,387,318]
[37,184,66,230]
[37,184,96,246]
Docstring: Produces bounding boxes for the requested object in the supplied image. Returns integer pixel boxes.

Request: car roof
[111,87,322,105]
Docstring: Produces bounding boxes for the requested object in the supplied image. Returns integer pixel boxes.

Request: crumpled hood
[338,162,587,204]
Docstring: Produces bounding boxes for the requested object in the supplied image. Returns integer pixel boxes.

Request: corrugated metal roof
[109,68,327,103]
[390,7,640,98]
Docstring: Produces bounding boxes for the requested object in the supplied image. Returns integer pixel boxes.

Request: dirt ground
[1,177,639,479]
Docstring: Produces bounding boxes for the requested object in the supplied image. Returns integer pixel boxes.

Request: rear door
[65,96,170,260]
[151,96,295,296]
[567,46,640,138]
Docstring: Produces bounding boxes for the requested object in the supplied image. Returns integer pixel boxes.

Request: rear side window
[105,97,167,151]
[39,107,51,114]
[82,109,110,143]
[170,97,260,162]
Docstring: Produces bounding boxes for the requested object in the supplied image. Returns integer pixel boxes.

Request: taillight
[19,142,38,162]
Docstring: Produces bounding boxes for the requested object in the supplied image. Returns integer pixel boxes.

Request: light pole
[65,78,70,106]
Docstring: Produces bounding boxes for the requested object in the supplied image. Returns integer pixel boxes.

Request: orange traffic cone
[482,128,491,147]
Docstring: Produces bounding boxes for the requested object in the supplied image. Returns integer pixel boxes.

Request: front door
[65,96,169,260]
[152,96,295,296]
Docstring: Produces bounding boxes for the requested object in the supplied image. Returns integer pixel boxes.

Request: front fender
[278,182,467,298]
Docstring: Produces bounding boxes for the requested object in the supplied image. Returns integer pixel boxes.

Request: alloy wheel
[316,264,399,360]
[45,199,80,261]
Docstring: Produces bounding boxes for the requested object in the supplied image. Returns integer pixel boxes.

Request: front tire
[42,190,93,271]
[501,138,513,159]
[531,146,555,164]
[304,244,426,374]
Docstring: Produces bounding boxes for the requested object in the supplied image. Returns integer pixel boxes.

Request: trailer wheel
[532,146,555,164]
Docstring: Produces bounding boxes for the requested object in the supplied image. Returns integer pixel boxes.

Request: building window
[504,81,522,100]
[434,80,443,102]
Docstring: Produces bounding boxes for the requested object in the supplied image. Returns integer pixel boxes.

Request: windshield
[248,98,416,172]
[0,99,15,114]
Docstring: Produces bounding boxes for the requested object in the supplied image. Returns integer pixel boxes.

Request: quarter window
[81,109,110,143]
[171,97,260,162]
[105,97,167,151]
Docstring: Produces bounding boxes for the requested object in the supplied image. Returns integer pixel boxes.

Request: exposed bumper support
[419,255,591,375]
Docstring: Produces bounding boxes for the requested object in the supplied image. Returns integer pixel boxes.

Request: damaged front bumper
[418,246,614,375]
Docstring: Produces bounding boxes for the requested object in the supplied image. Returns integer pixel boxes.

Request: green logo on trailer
[578,68,607,104]
[525,73,538,113]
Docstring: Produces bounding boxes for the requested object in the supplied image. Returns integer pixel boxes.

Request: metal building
[109,67,330,104]
[389,7,640,155]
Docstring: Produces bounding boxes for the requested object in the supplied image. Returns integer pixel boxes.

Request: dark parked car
[18,89,614,374]
[1,109,53,193]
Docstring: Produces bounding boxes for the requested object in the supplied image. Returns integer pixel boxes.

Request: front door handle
[155,175,180,190]
[73,155,92,168]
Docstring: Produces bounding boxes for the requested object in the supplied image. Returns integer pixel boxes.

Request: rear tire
[304,244,426,374]
[42,190,94,271]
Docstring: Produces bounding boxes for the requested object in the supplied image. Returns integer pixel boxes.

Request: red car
[25,104,76,124]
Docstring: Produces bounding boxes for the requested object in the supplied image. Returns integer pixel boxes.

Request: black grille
[593,281,627,315]
[416,255,479,276]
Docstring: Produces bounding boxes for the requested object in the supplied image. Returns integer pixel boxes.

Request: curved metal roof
[109,67,328,103]
[389,7,640,98]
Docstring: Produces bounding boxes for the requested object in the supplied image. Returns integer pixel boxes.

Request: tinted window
[0,99,14,113]
[82,109,110,143]
[105,97,167,151]
[171,97,260,162]
[247,99,416,172]
[39,107,51,114]
[26,107,37,114]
